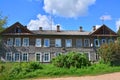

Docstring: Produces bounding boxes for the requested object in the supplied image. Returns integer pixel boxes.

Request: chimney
[39,27,42,31]
[57,25,60,32]
[80,26,83,32]
[93,26,96,31]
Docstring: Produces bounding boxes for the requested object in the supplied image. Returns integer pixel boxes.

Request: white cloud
[95,25,101,29]
[116,19,120,31]
[100,15,112,21]
[27,14,57,30]
[43,0,96,18]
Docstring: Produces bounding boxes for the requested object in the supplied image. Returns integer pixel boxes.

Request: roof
[32,30,90,36]
[90,24,117,36]
[1,22,117,37]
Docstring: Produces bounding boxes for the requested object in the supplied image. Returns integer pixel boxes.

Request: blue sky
[0,0,120,31]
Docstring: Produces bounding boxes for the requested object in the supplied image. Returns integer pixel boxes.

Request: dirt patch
[34,72,120,80]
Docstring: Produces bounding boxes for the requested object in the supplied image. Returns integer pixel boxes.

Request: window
[101,39,106,44]
[43,52,50,62]
[44,39,50,47]
[35,52,42,62]
[55,39,61,47]
[14,53,20,62]
[108,39,113,44]
[22,53,28,62]
[15,38,21,46]
[6,52,12,61]
[23,38,29,46]
[35,38,41,47]
[84,52,91,61]
[76,39,82,47]
[84,39,90,47]
[94,39,100,47]
[7,38,13,46]
[54,52,62,57]
[15,27,21,33]
[65,39,72,47]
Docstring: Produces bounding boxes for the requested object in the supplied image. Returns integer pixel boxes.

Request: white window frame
[101,39,106,44]
[55,39,61,47]
[22,53,28,62]
[84,52,91,61]
[65,39,72,47]
[94,39,100,47]
[35,52,42,62]
[84,39,90,47]
[35,38,42,47]
[54,52,62,57]
[43,52,50,62]
[14,52,20,62]
[108,39,113,44]
[76,39,82,47]
[15,38,21,47]
[6,52,12,61]
[7,38,13,46]
[44,39,50,47]
[23,38,29,47]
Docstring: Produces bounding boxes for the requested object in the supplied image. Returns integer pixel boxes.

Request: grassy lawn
[0,62,120,80]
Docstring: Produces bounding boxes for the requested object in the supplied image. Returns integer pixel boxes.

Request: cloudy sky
[0,0,120,31]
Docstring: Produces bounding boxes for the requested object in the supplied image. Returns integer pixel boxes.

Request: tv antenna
[101,16,105,24]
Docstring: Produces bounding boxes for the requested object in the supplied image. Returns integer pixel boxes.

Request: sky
[0,0,120,32]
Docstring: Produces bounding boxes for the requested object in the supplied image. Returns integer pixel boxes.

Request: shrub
[98,42,120,66]
[52,52,91,68]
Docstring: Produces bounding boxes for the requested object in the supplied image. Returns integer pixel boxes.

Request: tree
[98,42,120,66]
[0,13,7,32]
[117,26,120,37]
[0,13,7,61]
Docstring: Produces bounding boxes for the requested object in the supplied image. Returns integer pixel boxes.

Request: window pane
[101,39,106,44]
[36,39,41,47]
[36,53,41,62]
[108,39,113,44]
[66,39,72,47]
[54,52,61,57]
[55,39,61,47]
[94,39,100,47]
[76,39,82,47]
[15,38,21,46]
[22,53,28,62]
[44,39,50,47]
[7,38,13,46]
[43,52,50,62]
[6,52,12,61]
[84,39,90,47]
[14,53,20,61]
[23,38,29,46]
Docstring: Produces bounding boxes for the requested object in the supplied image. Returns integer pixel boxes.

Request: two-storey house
[0,22,117,62]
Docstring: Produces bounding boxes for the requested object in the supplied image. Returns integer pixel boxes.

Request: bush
[52,52,91,68]
[98,42,120,66]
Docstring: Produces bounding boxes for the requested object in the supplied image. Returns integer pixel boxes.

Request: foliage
[52,52,91,68]
[0,13,7,32]
[1,62,120,80]
[98,42,120,66]
[117,27,120,37]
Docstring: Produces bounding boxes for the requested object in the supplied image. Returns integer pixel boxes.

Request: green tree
[117,26,120,37]
[0,14,7,62]
[98,42,120,66]
[0,14,7,32]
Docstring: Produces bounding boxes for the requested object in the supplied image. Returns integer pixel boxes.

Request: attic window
[15,27,21,33]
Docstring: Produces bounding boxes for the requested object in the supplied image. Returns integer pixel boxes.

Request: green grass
[0,62,120,80]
